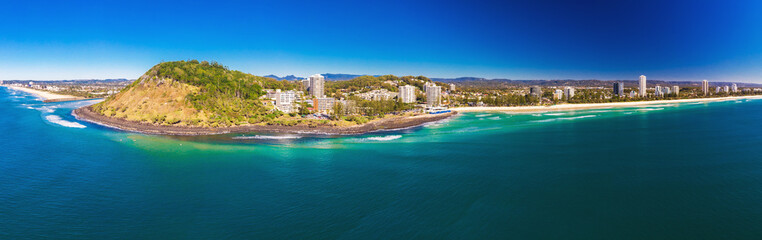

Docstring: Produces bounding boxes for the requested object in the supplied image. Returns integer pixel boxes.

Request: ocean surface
[2,86,762,239]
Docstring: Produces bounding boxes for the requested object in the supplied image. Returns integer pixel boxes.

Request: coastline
[450,95,762,113]
[5,86,85,102]
[73,106,457,136]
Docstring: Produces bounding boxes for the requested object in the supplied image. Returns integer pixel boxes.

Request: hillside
[90,60,297,127]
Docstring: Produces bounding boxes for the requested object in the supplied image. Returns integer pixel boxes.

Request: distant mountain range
[2,79,133,84]
[262,74,762,87]
[263,73,381,81]
[7,76,760,88]
[433,78,762,88]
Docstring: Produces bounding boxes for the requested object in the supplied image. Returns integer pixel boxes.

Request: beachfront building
[613,82,624,96]
[564,87,575,100]
[664,86,671,95]
[309,74,325,98]
[639,75,647,97]
[399,85,416,103]
[724,86,730,93]
[716,86,722,93]
[654,85,663,97]
[702,80,709,95]
[629,91,637,98]
[672,86,679,95]
[732,83,738,93]
[553,89,564,100]
[426,85,442,107]
[313,97,335,113]
[450,83,456,91]
[529,86,542,98]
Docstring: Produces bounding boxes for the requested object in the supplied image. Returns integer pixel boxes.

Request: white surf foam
[366,135,402,141]
[36,106,56,113]
[531,115,597,123]
[45,115,86,128]
[531,119,556,123]
[474,114,491,117]
[544,113,567,116]
[557,115,597,120]
[233,135,302,140]
[488,116,500,120]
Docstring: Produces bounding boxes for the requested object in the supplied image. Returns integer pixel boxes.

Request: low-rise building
[357,89,397,101]
[553,89,564,100]
[313,97,335,113]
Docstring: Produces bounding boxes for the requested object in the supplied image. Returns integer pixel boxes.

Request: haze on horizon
[1,0,761,83]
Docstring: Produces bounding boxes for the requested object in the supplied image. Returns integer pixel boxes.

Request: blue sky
[1,0,761,82]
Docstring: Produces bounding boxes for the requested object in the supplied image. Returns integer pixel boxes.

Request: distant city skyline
[1,1,762,82]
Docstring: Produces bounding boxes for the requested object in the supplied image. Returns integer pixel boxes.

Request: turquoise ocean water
[2,86,762,239]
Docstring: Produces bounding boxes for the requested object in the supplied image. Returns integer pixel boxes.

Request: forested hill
[91,60,297,127]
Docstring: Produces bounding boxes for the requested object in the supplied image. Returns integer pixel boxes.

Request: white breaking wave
[475,114,491,117]
[36,106,56,113]
[366,135,402,141]
[587,110,615,113]
[557,115,597,120]
[531,115,597,123]
[645,104,677,107]
[488,116,500,120]
[637,108,665,111]
[544,112,567,116]
[233,135,302,140]
[45,115,86,128]
[532,119,556,123]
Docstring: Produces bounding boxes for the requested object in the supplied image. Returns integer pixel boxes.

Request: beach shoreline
[73,106,457,136]
[4,86,85,102]
[450,95,762,113]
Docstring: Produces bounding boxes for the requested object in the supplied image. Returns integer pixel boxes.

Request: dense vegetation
[94,60,303,127]
[325,75,438,98]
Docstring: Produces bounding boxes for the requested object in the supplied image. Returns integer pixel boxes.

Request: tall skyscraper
[399,85,416,103]
[639,75,647,97]
[672,86,679,95]
[655,85,663,97]
[529,86,542,98]
[613,82,624,96]
[732,83,738,93]
[724,86,730,93]
[426,85,441,107]
[564,87,575,100]
[309,74,325,98]
[702,80,709,95]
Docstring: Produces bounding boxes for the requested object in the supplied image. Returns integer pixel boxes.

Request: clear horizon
[1,1,761,82]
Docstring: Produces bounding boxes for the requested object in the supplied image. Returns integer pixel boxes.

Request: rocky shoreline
[73,106,457,136]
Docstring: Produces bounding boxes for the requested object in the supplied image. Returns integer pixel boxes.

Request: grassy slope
[91,60,282,127]
[92,76,211,126]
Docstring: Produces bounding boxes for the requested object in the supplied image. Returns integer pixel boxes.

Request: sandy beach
[5,86,85,102]
[450,95,762,113]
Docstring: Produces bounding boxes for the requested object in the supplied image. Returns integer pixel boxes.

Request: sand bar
[5,86,84,102]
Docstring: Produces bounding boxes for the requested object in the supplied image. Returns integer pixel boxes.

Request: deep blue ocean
[2,86,762,239]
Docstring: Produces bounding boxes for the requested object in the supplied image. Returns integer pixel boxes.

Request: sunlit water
[2,86,762,239]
